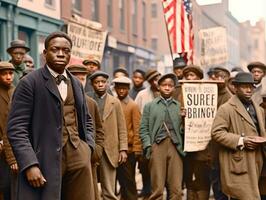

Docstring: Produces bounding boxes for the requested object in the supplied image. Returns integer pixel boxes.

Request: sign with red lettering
[182,83,218,152]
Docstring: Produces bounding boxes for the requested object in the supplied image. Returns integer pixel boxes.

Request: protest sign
[182,82,218,152]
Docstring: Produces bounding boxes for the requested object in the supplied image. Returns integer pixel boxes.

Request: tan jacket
[120,96,142,154]
[211,95,266,199]
[102,94,128,167]
[0,85,16,166]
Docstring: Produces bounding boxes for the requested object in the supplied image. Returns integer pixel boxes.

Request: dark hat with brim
[158,73,177,86]
[232,72,256,85]
[247,61,266,72]
[145,69,161,82]
[213,66,230,77]
[82,58,101,68]
[0,61,15,71]
[68,64,88,74]
[207,67,216,76]
[113,67,129,77]
[173,57,187,69]
[183,65,204,79]
[6,40,30,53]
[89,71,109,81]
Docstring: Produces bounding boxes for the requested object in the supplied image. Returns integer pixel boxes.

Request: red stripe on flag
[181,1,185,52]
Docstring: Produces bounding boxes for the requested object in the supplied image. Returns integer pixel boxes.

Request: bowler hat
[112,76,131,85]
[6,40,30,53]
[0,62,15,71]
[232,72,256,85]
[247,61,266,72]
[173,57,186,69]
[68,64,88,74]
[89,71,109,81]
[145,69,160,82]
[183,65,204,79]
[113,67,129,77]
[158,73,177,86]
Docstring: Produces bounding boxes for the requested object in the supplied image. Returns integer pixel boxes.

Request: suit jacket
[101,94,128,168]
[7,65,95,200]
[0,85,15,165]
[211,95,266,199]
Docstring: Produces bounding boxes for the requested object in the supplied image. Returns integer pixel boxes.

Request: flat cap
[82,55,101,68]
[7,39,30,53]
[145,69,161,81]
[247,61,266,72]
[173,57,186,68]
[0,62,15,71]
[183,65,204,79]
[158,73,177,86]
[89,71,109,81]
[68,64,88,74]
[112,76,132,85]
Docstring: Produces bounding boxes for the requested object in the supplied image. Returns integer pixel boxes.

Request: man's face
[92,76,108,96]
[251,67,265,84]
[0,70,14,87]
[10,48,26,66]
[159,78,175,98]
[72,72,87,88]
[132,72,144,88]
[173,68,184,79]
[184,71,200,80]
[43,37,71,74]
[149,75,160,90]
[115,84,129,100]
[235,84,255,101]
[213,71,229,89]
[23,55,34,68]
[85,62,99,75]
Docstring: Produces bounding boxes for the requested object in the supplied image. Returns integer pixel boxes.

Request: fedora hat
[232,72,256,85]
[183,65,204,79]
[0,61,15,71]
[68,64,88,74]
[6,40,30,53]
[145,69,160,82]
[247,61,266,72]
[173,57,187,69]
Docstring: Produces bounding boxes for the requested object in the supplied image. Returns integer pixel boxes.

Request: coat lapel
[103,94,114,121]
[41,66,61,102]
[253,100,266,136]
[231,96,256,129]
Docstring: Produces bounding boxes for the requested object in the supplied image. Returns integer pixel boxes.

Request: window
[151,3,157,18]
[92,0,99,21]
[45,0,55,7]
[72,0,81,12]
[151,38,157,51]
[107,0,113,28]
[119,0,125,31]
[142,1,146,38]
[132,0,137,34]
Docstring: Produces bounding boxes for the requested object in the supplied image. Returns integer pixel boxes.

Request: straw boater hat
[183,65,204,79]
[0,61,15,71]
[68,64,88,74]
[6,40,30,54]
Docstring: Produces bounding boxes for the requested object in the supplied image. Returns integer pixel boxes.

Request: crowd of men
[0,31,266,200]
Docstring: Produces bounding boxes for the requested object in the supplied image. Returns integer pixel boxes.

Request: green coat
[140,97,185,156]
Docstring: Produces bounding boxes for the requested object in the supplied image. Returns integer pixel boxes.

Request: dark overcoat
[7,66,95,200]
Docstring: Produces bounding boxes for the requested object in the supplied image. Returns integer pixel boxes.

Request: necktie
[55,74,67,85]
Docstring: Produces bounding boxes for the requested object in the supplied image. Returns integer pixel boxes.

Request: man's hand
[0,143,3,153]
[180,107,186,118]
[10,163,19,174]
[118,151,127,164]
[243,136,260,150]
[25,166,46,188]
[144,146,152,160]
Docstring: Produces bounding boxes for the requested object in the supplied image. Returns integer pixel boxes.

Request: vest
[61,80,80,148]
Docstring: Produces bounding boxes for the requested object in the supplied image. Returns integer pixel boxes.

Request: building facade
[0,0,63,67]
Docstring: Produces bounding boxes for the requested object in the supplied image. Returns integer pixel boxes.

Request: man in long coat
[211,72,266,199]
[7,32,95,200]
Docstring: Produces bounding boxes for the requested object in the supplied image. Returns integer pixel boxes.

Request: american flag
[162,0,194,63]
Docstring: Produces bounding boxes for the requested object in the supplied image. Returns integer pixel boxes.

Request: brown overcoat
[0,85,15,166]
[211,95,266,199]
[102,94,128,167]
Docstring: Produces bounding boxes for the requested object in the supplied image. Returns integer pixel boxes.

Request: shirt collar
[121,95,130,104]
[47,65,68,79]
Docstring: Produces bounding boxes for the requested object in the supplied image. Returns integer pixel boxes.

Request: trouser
[0,155,10,200]
[149,137,183,200]
[61,140,94,200]
[99,151,118,200]
[138,156,151,196]
[210,167,228,200]
[117,152,138,200]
